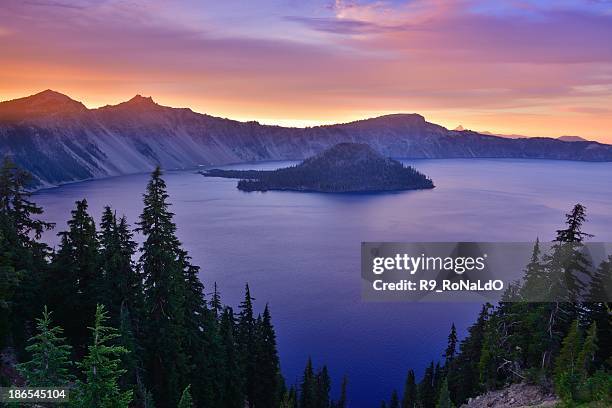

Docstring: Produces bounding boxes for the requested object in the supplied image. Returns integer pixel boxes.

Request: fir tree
[401,369,417,408]
[253,304,281,408]
[50,199,100,351]
[584,258,611,368]
[280,386,298,408]
[389,389,400,408]
[72,304,132,408]
[336,375,348,408]
[237,283,257,407]
[315,365,331,408]
[419,361,436,408]
[444,324,457,365]
[553,320,583,401]
[576,323,598,379]
[219,306,244,408]
[300,358,316,408]
[520,238,546,301]
[177,385,193,408]
[436,378,454,408]
[16,306,73,386]
[210,281,222,318]
[137,167,189,406]
[0,158,53,350]
[447,304,491,404]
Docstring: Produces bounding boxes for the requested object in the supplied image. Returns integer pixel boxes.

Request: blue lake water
[34,159,612,406]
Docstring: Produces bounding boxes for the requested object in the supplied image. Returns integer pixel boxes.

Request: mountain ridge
[1,90,611,187]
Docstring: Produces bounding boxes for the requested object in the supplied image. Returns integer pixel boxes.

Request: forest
[0,157,610,407]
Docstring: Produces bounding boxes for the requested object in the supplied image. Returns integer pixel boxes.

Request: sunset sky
[1,0,611,142]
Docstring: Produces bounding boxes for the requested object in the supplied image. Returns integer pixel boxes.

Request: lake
[34,159,612,406]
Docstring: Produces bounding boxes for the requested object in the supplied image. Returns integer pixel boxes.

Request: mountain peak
[126,94,156,105]
[0,89,87,119]
[454,125,465,131]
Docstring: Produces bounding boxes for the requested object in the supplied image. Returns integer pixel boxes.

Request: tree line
[378,203,611,407]
[0,159,344,407]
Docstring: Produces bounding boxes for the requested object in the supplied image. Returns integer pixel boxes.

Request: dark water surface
[35,159,612,406]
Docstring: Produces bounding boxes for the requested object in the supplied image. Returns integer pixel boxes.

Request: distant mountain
[202,143,434,192]
[457,127,592,142]
[1,90,612,187]
[558,135,588,142]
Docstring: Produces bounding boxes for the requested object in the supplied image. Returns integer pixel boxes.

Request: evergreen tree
[576,323,598,379]
[401,369,417,408]
[444,324,457,365]
[540,204,593,371]
[553,320,583,402]
[436,378,454,408]
[219,306,244,408]
[210,281,222,318]
[315,365,331,408]
[253,304,281,408]
[237,283,258,407]
[280,386,298,408]
[177,385,193,408]
[16,306,73,386]
[520,238,546,301]
[98,208,141,327]
[389,389,400,408]
[584,258,611,368]
[418,361,436,408]
[137,167,189,406]
[0,157,53,350]
[72,304,132,408]
[447,304,491,404]
[50,199,100,351]
[335,375,348,408]
[300,358,316,408]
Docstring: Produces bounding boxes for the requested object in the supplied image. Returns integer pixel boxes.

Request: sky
[1,0,611,141]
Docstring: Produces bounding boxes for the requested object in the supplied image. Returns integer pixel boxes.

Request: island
[200,142,435,193]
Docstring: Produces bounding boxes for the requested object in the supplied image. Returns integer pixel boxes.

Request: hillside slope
[1,90,611,186]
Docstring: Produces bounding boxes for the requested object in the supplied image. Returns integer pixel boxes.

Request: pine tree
[315,365,331,408]
[389,389,400,408]
[0,157,53,350]
[210,281,222,318]
[336,376,348,408]
[540,204,593,371]
[98,208,141,328]
[219,306,244,408]
[447,304,491,404]
[553,320,583,401]
[584,258,611,368]
[436,378,454,408]
[16,306,73,386]
[419,361,436,408]
[72,304,132,408]
[237,283,257,407]
[300,358,316,408]
[50,199,100,351]
[576,323,598,379]
[520,238,546,301]
[137,167,189,406]
[401,369,417,408]
[177,385,193,408]
[444,324,457,365]
[253,304,281,408]
[280,386,298,408]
